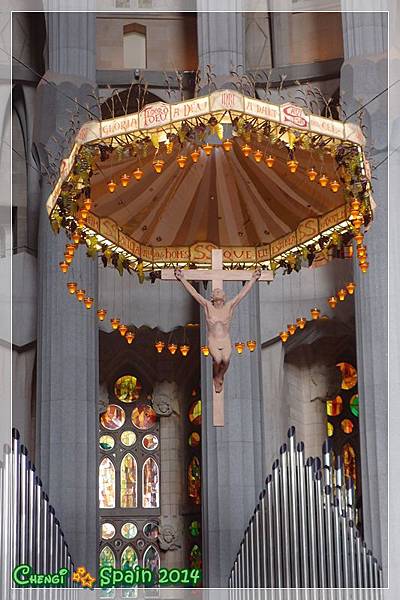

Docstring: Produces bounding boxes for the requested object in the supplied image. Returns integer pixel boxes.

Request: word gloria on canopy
[47,89,373,277]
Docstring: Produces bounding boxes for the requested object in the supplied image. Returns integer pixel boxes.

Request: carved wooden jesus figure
[175,268,261,393]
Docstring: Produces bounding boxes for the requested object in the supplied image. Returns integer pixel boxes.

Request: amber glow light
[76,289,85,302]
[80,208,89,220]
[66,244,75,257]
[84,297,93,309]
[357,246,367,258]
[111,317,120,330]
[168,343,178,355]
[132,168,144,181]
[201,345,210,356]
[346,282,356,295]
[311,307,321,320]
[67,282,77,295]
[155,340,165,353]
[203,143,213,156]
[319,174,329,187]
[254,149,263,163]
[307,167,317,182]
[247,340,257,352]
[126,331,135,344]
[360,262,369,273]
[59,261,68,273]
[191,149,200,163]
[296,317,307,330]
[359,255,368,265]
[83,198,92,211]
[287,159,299,173]
[330,180,340,193]
[177,155,187,169]
[180,344,190,357]
[280,331,289,343]
[328,296,337,309]
[241,144,252,158]
[235,342,245,354]
[97,308,107,321]
[72,231,81,244]
[354,232,364,245]
[120,173,130,187]
[287,324,297,335]
[64,253,73,265]
[153,159,165,174]
[107,180,117,193]
[118,324,128,337]
[222,139,233,152]
[337,289,347,301]
[265,155,275,168]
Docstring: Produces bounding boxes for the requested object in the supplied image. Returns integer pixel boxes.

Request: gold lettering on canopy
[271,232,297,257]
[100,218,119,244]
[319,205,347,232]
[296,218,319,244]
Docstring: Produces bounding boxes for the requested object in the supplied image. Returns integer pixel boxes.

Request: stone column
[35,11,98,574]
[201,283,264,587]
[341,4,388,576]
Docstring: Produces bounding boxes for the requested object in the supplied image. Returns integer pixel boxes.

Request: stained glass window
[121,430,136,447]
[336,362,358,390]
[115,375,139,403]
[100,546,116,568]
[99,435,115,451]
[143,522,159,539]
[99,458,115,508]
[132,405,157,430]
[121,522,138,540]
[101,404,126,430]
[101,523,116,540]
[189,544,202,569]
[188,432,200,447]
[342,443,357,488]
[121,453,137,508]
[142,434,158,451]
[121,546,138,570]
[341,419,354,434]
[326,395,343,417]
[350,394,359,417]
[189,520,201,537]
[327,422,333,437]
[143,546,160,575]
[188,400,202,425]
[142,457,159,508]
[188,457,201,505]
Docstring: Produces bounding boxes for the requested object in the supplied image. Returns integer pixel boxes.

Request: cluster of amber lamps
[279,280,357,343]
[154,340,190,357]
[349,198,369,273]
[106,138,342,193]
[200,340,257,356]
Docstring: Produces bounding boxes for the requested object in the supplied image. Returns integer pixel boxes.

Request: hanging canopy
[48,89,373,272]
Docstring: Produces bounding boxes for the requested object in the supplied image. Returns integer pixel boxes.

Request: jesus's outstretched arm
[228,268,262,311]
[174,269,208,308]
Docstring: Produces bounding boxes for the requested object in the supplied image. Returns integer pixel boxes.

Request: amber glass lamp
[296,317,307,330]
[76,289,85,302]
[265,155,275,168]
[120,173,130,187]
[247,340,257,352]
[72,231,81,244]
[201,345,210,356]
[107,180,117,193]
[253,149,263,163]
[97,308,107,321]
[328,296,337,309]
[287,159,299,173]
[337,289,347,301]
[360,262,369,273]
[83,198,92,211]
[84,297,93,309]
[118,324,128,337]
[180,344,190,356]
[235,342,245,354]
[307,167,317,182]
[153,159,165,174]
[80,208,89,220]
[280,331,289,342]
[66,244,75,257]
[354,232,364,245]
[310,307,321,320]
[110,317,120,330]
[330,180,340,193]
[357,246,367,258]
[241,144,252,158]
[202,143,213,156]
[125,331,135,344]
[155,340,165,353]
[319,174,329,187]
[67,282,77,295]
[59,261,68,273]
[177,155,187,169]
[168,343,178,355]
[222,139,233,152]
[64,253,73,265]
[190,149,200,163]
[346,282,356,295]
[132,168,144,181]
[287,324,297,335]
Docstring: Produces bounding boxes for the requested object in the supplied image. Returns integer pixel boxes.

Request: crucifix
[161,249,273,426]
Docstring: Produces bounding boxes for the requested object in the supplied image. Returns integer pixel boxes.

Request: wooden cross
[161,249,273,426]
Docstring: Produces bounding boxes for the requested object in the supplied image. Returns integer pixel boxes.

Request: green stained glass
[121,522,137,540]
[189,520,201,537]
[189,544,202,569]
[121,546,138,571]
[100,546,116,568]
[188,400,202,425]
[350,394,359,417]
[188,457,201,505]
[114,375,139,403]
[99,435,115,451]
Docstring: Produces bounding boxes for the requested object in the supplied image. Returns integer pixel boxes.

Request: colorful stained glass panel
[143,546,160,575]
[189,544,202,569]
[121,453,137,508]
[121,546,138,571]
[327,422,333,437]
[336,362,358,390]
[121,522,138,540]
[143,522,159,539]
[188,432,200,447]
[142,434,158,451]
[132,405,157,430]
[350,394,359,418]
[114,375,138,403]
[341,419,354,434]
[99,435,115,451]
[121,431,136,447]
[142,457,159,508]
[101,404,126,430]
[100,546,116,568]
[99,458,115,508]
[326,395,343,417]
[101,523,116,540]
[188,400,202,425]
[188,457,201,505]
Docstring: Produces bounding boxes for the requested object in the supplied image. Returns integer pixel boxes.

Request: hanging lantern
[132,167,144,181]
[360,262,369,273]
[330,180,340,193]
[307,167,317,182]
[235,341,245,354]
[71,231,81,244]
[153,159,165,174]
[180,344,190,357]
[67,282,77,295]
[76,289,85,302]
[107,180,117,193]
[83,198,92,211]
[97,308,107,321]
[357,246,367,258]
[222,139,233,152]
[247,340,257,352]
[201,345,210,357]
[310,307,321,320]
[80,208,89,220]
[64,253,73,265]
[59,261,69,273]
[280,331,289,343]
[337,289,347,301]
[350,207,360,219]
[202,143,213,156]
[328,296,337,309]
[354,232,364,245]
[351,198,361,211]
[265,154,275,168]
[287,324,297,335]
[191,149,200,163]
[168,343,178,355]
[287,159,299,173]
[125,331,135,344]
[110,317,120,330]
[241,144,252,158]
[166,141,174,154]
[253,149,263,163]
[118,324,128,337]
[120,173,130,187]
[296,317,307,330]
[177,155,187,169]
[346,282,356,295]
[352,215,364,230]
[359,254,368,265]
[84,297,93,309]
[319,174,329,187]
[66,244,76,257]
[155,340,165,353]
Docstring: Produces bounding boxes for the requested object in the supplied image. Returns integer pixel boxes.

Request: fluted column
[35,11,98,573]
[341,4,388,577]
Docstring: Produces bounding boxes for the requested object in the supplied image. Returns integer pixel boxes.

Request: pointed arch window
[143,545,160,575]
[100,545,116,568]
[99,457,115,508]
[142,457,159,508]
[121,453,137,508]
